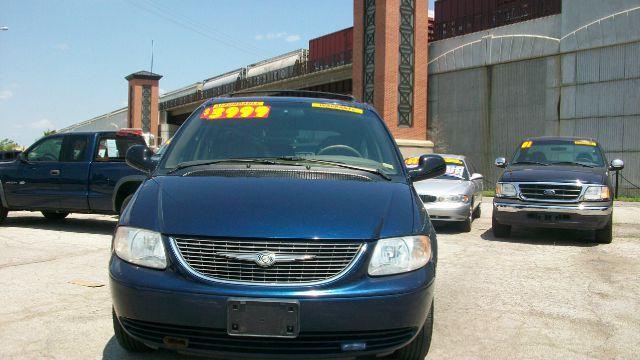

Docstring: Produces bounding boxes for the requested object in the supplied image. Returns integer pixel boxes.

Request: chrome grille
[518,183,582,202]
[172,237,363,284]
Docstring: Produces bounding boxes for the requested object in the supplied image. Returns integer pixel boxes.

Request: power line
[620,172,640,190]
[124,0,262,56]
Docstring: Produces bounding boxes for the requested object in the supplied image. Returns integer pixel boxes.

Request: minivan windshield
[161,99,402,177]
[512,139,605,167]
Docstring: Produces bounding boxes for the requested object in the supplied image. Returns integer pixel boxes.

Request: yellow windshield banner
[444,158,463,165]
[405,157,419,169]
[311,103,364,114]
[521,140,533,149]
[575,140,597,146]
[212,102,264,108]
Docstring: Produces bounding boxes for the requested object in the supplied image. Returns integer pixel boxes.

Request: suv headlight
[583,186,610,201]
[113,226,167,269]
[368,235,431,276]
[496,183,517,198]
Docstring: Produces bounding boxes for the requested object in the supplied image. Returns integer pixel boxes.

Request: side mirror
[126,145,156,175]
[407,154,446,182]
[16,153,28,163]
[609,159,624,171]
[495,157,507,168]
[470,173,483,181]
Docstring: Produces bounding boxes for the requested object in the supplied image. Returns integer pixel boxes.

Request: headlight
[437,194,470,203]
[368,235,431,276]
[496,183,517,198]
[583,186,610,201]
[113,226,167,269]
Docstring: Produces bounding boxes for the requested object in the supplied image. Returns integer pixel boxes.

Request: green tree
[0,138,18,151]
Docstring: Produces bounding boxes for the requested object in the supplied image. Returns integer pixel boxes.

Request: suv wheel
[41,211,69,220]
[112,308,151,352]
[492,213,511,238]
[395,301,434,360]
[595,215,613,244]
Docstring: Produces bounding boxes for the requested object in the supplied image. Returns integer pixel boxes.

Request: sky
[1,0,436,147]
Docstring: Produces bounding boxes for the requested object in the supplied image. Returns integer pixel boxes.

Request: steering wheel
[41,153,57,161]
[317,145,362,158]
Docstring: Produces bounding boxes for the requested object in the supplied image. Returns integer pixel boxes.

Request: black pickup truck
[492,136,624,243]
[0,131,147,224]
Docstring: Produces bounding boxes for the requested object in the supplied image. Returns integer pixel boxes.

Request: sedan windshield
[161,100,402,177]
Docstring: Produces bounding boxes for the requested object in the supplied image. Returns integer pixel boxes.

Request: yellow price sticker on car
[444,158,463,165]
[405,157,420,169]
[575,140,597,146]
[311,103,364,114]
[201,103,271,120]
[521,140,533,149]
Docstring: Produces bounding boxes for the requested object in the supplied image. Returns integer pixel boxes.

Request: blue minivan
[110,93,445,359]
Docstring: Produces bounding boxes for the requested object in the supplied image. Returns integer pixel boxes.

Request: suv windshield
[512,139,605,167]
[161,99,402,177]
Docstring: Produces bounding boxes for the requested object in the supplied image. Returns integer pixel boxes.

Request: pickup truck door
[5,135,64,209]
[57,135,91,210]
[88,134,146,211]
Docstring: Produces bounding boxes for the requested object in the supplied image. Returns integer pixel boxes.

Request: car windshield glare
[161,100,402,176]
[512,139,605,167]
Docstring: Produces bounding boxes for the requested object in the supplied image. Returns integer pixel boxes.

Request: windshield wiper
[550,161,596,168]
[276,156,392,181]
[168,158,288,174]
[511,161,550,166]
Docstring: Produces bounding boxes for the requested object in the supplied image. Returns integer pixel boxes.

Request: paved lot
[0,200,638,359]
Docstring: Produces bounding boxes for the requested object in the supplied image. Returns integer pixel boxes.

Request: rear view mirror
[609,159,624,171]
[470,173,483,181]
[495,157,507,168]
[407,155,446,182]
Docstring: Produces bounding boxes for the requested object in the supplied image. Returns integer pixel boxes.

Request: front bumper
[110,255,435,359]
[493,200,612,230]
[423,202,471,221]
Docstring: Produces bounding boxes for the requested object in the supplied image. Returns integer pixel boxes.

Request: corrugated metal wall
[429,57,558,187]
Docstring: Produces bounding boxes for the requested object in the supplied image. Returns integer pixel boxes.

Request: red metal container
[308,27,353,71]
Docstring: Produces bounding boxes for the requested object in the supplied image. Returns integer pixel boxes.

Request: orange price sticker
[200,104,271,120]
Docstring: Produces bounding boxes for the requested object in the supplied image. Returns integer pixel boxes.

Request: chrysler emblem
[255,251,276,267]
[543,189,556,196]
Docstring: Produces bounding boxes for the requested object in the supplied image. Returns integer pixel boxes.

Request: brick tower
[353,0,432,157]
[125,71,162,144]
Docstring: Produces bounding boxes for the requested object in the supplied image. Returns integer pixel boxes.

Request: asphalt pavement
[0,199,638,359]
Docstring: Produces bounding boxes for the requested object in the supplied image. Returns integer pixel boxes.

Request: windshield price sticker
[405,157,420,169]
[444,158,463,165]
[446,165,465,178]
[201,102,271,120]
[521,140,533,149]
[311,103,364,114]
[575,140,597,146]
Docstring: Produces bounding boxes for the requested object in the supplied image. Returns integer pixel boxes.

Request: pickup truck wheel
[120,195,133,216]
[492,213,511,238]
[394,300,433,360]
[595,216,613,244]
[41,211,69,220]
[112,308,151,352]
[0,207,8,224]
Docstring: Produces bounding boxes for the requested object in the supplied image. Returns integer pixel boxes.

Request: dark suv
[492,136,624,243]
[110,93,446,359]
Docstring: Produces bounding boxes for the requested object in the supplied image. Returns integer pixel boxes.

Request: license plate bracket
[227,298,299,338]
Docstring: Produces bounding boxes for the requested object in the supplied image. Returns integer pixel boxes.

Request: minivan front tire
[394,301,434,360]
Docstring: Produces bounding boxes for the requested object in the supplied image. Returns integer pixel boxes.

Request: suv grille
[518,183,582,201]
[172,237,363,284]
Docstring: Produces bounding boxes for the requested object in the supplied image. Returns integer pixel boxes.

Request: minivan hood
[501,165,606,184]
[124,176,416,240]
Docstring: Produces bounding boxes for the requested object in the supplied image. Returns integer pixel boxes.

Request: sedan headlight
[496,183,517,198]
[583,186,610,201]
[113,226,167,269]
[437,194,470,203]
[368,235,431,276]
